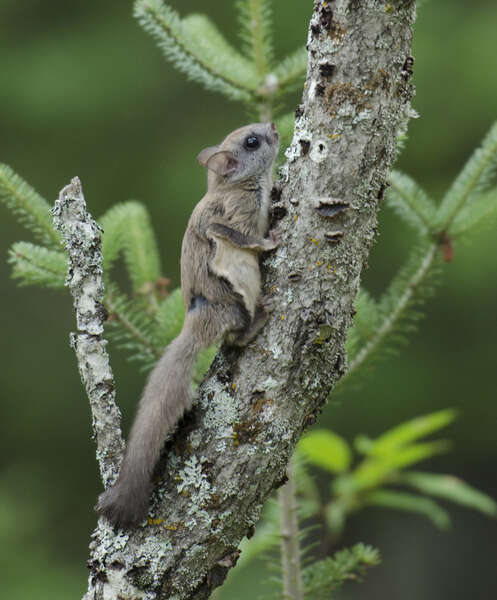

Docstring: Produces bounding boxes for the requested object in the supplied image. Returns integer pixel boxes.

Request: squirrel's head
[197,122,279,185]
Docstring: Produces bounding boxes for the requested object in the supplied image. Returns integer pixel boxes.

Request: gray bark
[52,178,124,487]
[56,1,417,598]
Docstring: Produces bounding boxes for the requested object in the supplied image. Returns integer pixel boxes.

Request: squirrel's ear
[202,150,238,177]
[197,145,219,167]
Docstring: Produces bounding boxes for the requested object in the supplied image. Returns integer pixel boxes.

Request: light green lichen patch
[201,379,239,435]
[176,455,215,528]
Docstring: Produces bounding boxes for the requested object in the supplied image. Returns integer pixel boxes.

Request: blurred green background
[0,1,496,598]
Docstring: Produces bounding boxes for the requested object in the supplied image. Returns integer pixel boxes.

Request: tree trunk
[57,1,417,598]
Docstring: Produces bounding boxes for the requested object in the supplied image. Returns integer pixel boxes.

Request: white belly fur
[210,238,260,319]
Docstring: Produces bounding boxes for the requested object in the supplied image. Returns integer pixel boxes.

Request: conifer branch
[437,121,497,230]
[237,0,274,77]
[134,0,258,102]
[387,170,437,235]
[448,187,497,236]
[340,243,438,390]
[105,284,162,369]
[8,241,67,288]
[273,47,308,94]
[302,544,380,598]
[100,201,162,299]
[0,163,60,247]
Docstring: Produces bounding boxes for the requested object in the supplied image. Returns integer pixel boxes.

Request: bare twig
[279,459,303,600]
[52,177,124,485]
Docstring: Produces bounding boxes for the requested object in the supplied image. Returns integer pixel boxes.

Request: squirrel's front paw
[264,230,279,250]
[261,296,276,313]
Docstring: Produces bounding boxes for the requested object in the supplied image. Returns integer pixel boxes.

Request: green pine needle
[448,187,497,237]
[339,241,440,391]
[105,283,162,370]
[153,287,185,345]
[302,544,380,598]
[273,46,307,94]
[236,0,274,76]
[345,289,380,360]
[99,201,162,299]
[437,121,497,230]
[0,163,60,247]
[134,0,258,102]
[387,170,437,235]
[8,241,67,288]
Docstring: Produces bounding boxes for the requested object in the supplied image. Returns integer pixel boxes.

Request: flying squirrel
[97,122,280,528]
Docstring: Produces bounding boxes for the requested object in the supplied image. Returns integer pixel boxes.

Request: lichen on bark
[54,2,418,598]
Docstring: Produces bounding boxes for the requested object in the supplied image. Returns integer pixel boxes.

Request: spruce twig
[340,243,438,390]
[134,0,257,102]
[0,163,61,247]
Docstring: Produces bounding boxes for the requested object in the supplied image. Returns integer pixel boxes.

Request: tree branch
[64,1,417,598]
[52,178,124,486]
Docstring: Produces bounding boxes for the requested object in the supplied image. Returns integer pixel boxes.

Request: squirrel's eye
[244,135,260,150]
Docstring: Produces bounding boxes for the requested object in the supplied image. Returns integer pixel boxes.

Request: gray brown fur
[96,123,279,528]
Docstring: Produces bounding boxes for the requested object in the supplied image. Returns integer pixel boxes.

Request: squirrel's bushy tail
[96,319,200,528]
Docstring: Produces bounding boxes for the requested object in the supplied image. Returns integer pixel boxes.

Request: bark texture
[52,178,124,487]
[66,1,417,598]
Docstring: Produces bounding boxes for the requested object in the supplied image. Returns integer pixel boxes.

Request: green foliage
[237,499,281,566]
[437,121,497,230]
[236,0,274,76]
[298,430,352,474]
[134,0,307,117]
[295,411,496,535]
[236,410,495,597]
[100,201,162,296]
[357,409,457,457]
[448,187,497,237]
[193,346,218,385]
[149,287,217,382]
[274,111,295,160]
[0,163,60,247]
[0,162,185,374]
[134,0,257,102]
[398,471,497,517]
[341,240,440,390]
[387,171,437,235]
[8,242,67,288]
[344,289,380,361]
[153,288,184,347]
[105,283,161,371]
[272,46,308,93]
[365,490,450,529]
[342,122,497,393]
[302,544,381,599]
